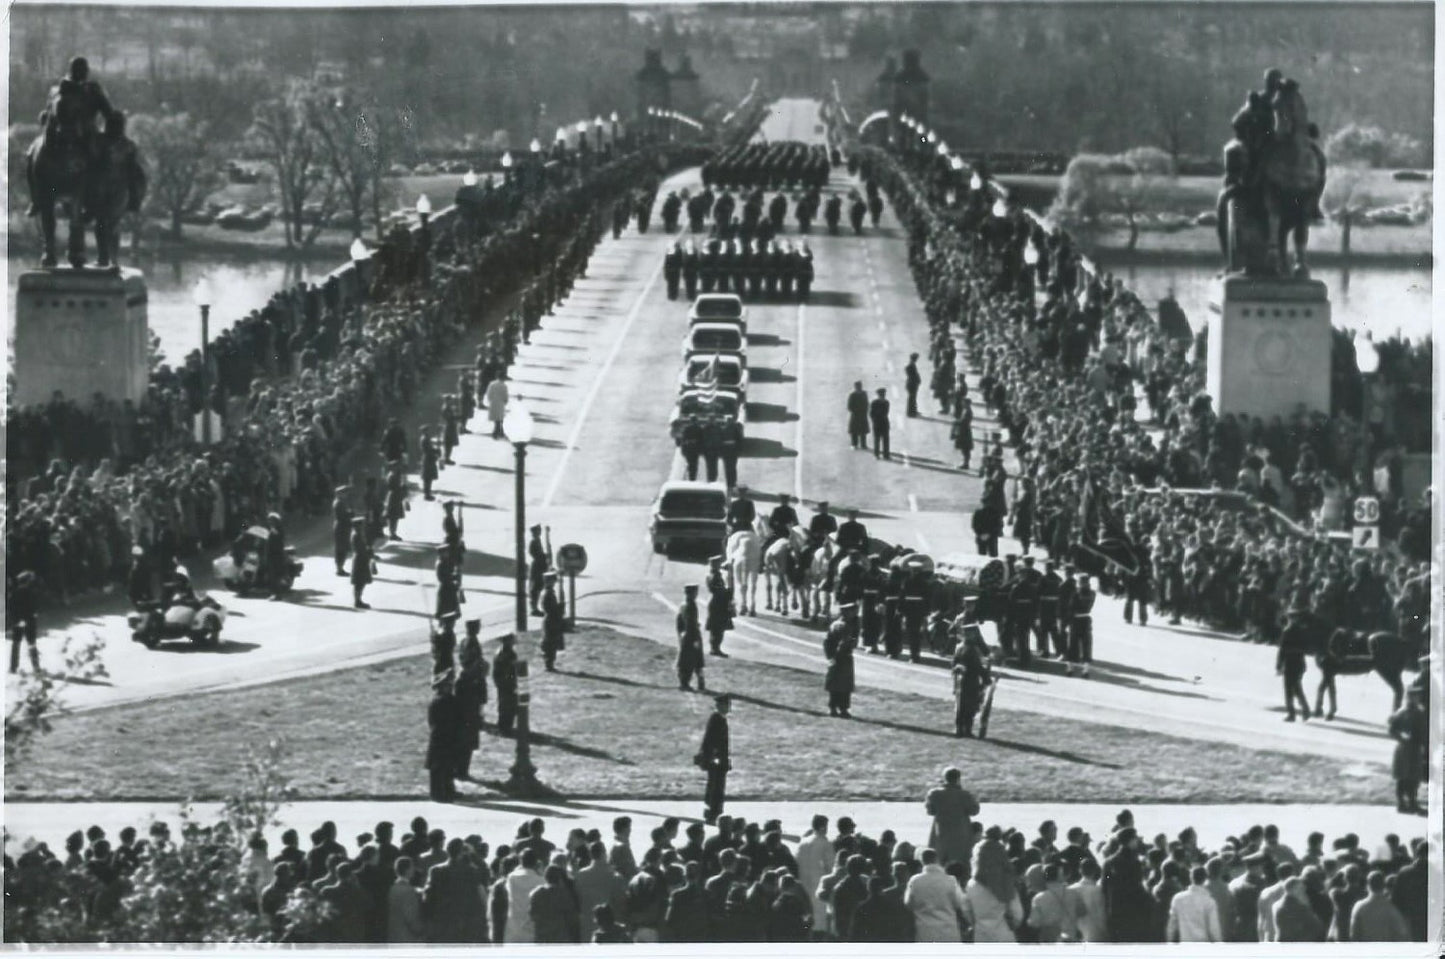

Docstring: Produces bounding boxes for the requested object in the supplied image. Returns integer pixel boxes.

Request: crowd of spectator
[4,147,661,611]
[4,807,1428,944]
[857,146,1431,646]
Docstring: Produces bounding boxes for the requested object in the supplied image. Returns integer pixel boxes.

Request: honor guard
[901,566,930,662]
[678,416,703,482]
[860,556,886,653]
[493,632,519,735]
[682,241,700,298]
[1035,560,1064,658]
[700,414,724,484]
[726,486,756,534]
[426,670,460,802]
[883,562,906,658]
[835,550,866,607]
[676,585,707,692]
[720,416,743,492]
[419,427,440,501]
[1067,573,1096,678]
[663,242,682,300]
[540,571,565,671]
[705,557,734,657]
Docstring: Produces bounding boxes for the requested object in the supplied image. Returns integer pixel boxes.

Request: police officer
[493,632,519,735]
[332,485,352,577]
[540,571,565,671]
[1067,573,1095,678]
[677,584,707,692]
[767,493,799,546]
[664,242,682,300]
[720,416,743,491]
[442,500,464,558]
[420,426,440,501]
[952,611,992,738]
[808,501,838,545]
[1035,560,1063,658]
[426,671,460,802]
[662,191,682,232]
[726,486,756,534]
[705,556,733,657]
[700,240,719,293]
[435,546,463,625]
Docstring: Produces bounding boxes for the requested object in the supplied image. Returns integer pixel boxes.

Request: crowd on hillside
[4,805,1428,944]
[4,151,658,611]
[857,147,1431,645]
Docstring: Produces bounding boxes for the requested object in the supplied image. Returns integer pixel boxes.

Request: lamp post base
[505,761,543,797]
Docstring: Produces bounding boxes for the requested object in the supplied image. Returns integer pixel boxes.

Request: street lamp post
[610,110,620,149]
[529,138,543,195]
[506,657,540,794]
[504,403,535,632]
[415,194,432,284]
[1354,334,1380,482]
[192,278,213,446]
[349,237,371,326]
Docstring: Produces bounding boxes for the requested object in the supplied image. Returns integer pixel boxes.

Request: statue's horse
[1313,627,1410,721]
[1256,82,1326,278]
[25,113,134,269]
[725,516,767,616]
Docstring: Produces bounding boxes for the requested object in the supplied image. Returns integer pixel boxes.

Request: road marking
[884,359,894,374]
[794,302,806,502]
[908,493,919,512]
[542,241,667,509]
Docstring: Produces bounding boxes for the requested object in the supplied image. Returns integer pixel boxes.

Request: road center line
[794,302,806,503]
[541,236,668,509]
[908,493,919,512]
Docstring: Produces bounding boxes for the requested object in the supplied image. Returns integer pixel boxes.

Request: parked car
[682,322,747,360]
[1364,205,1414,226]
[387,163,412,177]
[669,388,747,442]
[678,353,749,401]
[687,293,747,334]
[649,480,729,556]
[413,162,439,176]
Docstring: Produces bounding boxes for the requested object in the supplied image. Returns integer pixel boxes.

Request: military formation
[664,236,814,303]
[701,140,832,192]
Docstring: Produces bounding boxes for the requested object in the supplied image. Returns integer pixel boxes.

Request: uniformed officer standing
[458,370,476,431]
[350,517,374,609]
[869,389,892,460]
[419,427,440,501]
[882,563,906,658]
[971,501,1001,558]
[767,494,799,546]
[835,550,866,608]
[847,381,870,450]
[1276,605,1313,721]
[901,568,930,662]
[454,621,488,779]
[682,241,700,299]
[662,191,682,232]
[431,619,457,676]
[441,397,460,465]
[824,194,842,234]
[860,556,885,653]
[332,485,352,576]
[705,557,733,657]
[836,508,869,565]
[1123,545,1153,627]
[426,671,461,802]
[540,571,565,672]
[676,584,708,692]
[904,354,922,418]
[442,501,464,557]
[1008,556,1040,665]
[527,525,550,616]
[824,604,859,717]
[679,416,703,482]
[1035,560,1064,658]
[384,461,407,539]
[1067,573,1096,678]
[697,694,731,825]
[493,632,519,736]
[434,546,463,625]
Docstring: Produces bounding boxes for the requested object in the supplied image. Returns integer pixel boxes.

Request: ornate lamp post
[529,137,543,194]
[949,155,965,208]
[500,149,514,185]
[504,402,536,632]
[192,277,213,446]
[349,237,371,323]
[415,194,432,284]
[1354,334,1380,479]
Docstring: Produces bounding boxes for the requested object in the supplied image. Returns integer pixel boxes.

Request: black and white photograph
[2,0,1439,949]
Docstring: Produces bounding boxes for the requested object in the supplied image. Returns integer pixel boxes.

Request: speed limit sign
[1353,496,1380,525]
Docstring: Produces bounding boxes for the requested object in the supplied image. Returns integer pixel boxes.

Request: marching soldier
[778,242,796,299]
[350,517,374,609]
[824,194,842,235]
[540,571,565,671]
[454,621,488,779]
[662,191,682,232]
[682,241,700,299]
[527,525,551,616]
[1035,560,1063,658]
[849,194,867,234]
[768,192,788,233]
[796,243,814,300]
[700,240,718,293]
[835,550,866,608]
[493,632,519,736]
[701,414,724,484]
[331,485,352,577]
[679,416,703,482]
[664,242,682,300]
[1067,573,1096,678]
[824,604,859,717]
[705,557,733,657]
[676,584,707,692]
[883,563,906,658]
[697,694,731,824]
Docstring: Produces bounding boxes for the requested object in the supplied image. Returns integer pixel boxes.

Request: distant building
[635,48,672,121]
[671,52,701,119]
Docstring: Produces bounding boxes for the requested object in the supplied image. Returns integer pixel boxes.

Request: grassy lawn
[6,627,1389,803]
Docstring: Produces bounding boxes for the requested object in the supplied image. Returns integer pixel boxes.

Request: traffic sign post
[1351,525,1379,550]
[1353,496,1380,525]
[556,543,588,628]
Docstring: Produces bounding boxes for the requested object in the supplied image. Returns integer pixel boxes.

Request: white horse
[763,524,809,615]
[725,516,766,615]
[805,537,836,622]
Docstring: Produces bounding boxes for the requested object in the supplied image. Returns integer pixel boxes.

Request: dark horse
[1313,627,1410,721]
[26,112,137,270]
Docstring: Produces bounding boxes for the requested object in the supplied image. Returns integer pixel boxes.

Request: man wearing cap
[349,517,374,609]
[835,551,867,609]
[435,546,463,625]
[720,416,743,491]
[1034,560,1063,658]
[494,633,519,736]
[767,494,799,546]
[1276,605,1313,721]
[527,525,550,617]
[1008,556,1041,665]
[540,572,565,672]
[726,487,756,535]
[332,486,353,577]
[1066,573,1095,678]
[676,585,707,692]
[951,624,991,737]
[904,353,922,418]
[419,427,440,501]
[696,695,731,823]
[454,621,488,779]
[824,604,859,717]
[705,557,733,657]
[8,571,42,675]
[869,388,891,459]
[426,672,461,802]
[846,381,870,450]
[860,556,886,653]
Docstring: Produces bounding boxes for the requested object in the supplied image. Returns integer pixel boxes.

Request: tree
[5,634,107,771]
[1047,153,1116,236]
[308,90,376,241]
[129,112,224,240]
[247,81,338,249]
[1322,163,1372,258]
[1114,146,1173,251]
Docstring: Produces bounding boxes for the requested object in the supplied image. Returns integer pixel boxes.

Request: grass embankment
[6,627,1389,804]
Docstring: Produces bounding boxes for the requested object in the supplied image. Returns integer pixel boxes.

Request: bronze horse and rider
[1217,68,1328,279]
[25,56,146,271]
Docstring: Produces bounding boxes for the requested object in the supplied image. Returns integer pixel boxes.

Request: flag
[693,352,720,403]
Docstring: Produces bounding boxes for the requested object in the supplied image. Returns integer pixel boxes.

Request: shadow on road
[154,640,262,655]
[747,402,800,424]
[746,333,793,348]
[749,367,797,385]
[804,290,859,309]
[741,438,798,459]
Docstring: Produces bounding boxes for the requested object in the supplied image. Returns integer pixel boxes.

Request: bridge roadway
[18,98,1397,775]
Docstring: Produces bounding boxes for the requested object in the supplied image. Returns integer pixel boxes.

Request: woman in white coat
[962,836,1022,942]
[485,372,510,440]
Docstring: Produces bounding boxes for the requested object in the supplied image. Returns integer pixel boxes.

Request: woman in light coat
[962,838,1022,942]
[485,373,510,439]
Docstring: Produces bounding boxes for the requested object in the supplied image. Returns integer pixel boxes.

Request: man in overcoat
[824,604,858,717]
[924,767,981,868]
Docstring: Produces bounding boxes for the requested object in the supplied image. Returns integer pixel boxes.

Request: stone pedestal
[12,268,149,407]
[1207,276,1331,421]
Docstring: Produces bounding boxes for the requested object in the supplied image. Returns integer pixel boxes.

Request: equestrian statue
[1216,68,1327,279]
[25,56,147,271]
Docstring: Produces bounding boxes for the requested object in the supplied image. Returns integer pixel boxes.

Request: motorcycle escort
[213,525,304,596]
[128,570,228,649]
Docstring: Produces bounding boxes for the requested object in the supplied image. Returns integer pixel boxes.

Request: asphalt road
[20,98,1400,775]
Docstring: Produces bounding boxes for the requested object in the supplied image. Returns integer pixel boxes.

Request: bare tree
[130,112,224,240]
[1114,146,1173,251]
[1322,163,1372,258]
[247,81,338,249]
